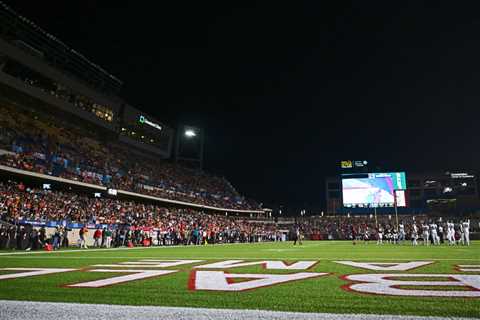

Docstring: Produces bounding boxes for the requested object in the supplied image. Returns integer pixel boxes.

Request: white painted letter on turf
[334,261,433,271]
[344,274,480,297]
[0,268,75,280]
[195,260,317,270]
[94,260,203,268]
[68,269,177,288]
[190,271,327,291]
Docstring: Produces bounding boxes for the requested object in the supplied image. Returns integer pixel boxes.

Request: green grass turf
[0,241,479,317]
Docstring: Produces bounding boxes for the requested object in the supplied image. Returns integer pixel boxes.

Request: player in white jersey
[377,225,383,245]
[461,219,470,246]
[446,221,455,245]
[450,221,456,245]
[398,222,405,243]
[459,222,465,245]
[438,224,444,244]
[411,224,418,246]
[422,223,430,246]
[430,222,439,245]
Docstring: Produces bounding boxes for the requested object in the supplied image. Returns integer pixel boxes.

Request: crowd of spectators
[1,179,478,250]
[292,214,479,241]
[0,180,277,250]
[0,103,260,210]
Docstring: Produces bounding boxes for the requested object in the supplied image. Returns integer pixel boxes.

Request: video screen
[342,172,406,207]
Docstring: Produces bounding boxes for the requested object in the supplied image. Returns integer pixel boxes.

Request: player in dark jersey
[350,224,357,245]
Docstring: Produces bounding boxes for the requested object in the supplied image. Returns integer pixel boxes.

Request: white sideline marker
[2,299,477,320]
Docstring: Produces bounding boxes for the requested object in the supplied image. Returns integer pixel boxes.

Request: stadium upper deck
[0,1,122,95]
[0,1,262,213]
[0,1,174,158]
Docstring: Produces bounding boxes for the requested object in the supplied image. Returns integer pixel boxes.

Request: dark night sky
[5,1,480,210]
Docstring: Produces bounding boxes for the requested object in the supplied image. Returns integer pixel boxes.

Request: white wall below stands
[29,226,97,247]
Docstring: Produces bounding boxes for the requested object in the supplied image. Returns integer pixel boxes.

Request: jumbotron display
[342,172,407,207]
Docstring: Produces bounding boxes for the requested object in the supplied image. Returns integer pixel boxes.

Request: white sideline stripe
[0,242,258,256]
[1,256,479,262]
[0,241,477,256]
[0,300,476,320]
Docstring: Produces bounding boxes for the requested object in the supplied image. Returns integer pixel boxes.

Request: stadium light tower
[175,125,204,169]
[184,129,196,138]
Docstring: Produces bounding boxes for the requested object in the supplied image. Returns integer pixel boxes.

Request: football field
[0,241,479,319]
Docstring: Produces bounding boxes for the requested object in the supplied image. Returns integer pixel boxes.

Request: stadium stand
[0,103,260,211]
[0,1,476,253]
[0,180,278,250]
[1,178,477,251]
[0,1,261,214]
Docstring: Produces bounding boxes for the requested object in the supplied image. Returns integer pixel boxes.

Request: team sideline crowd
[0,179,476,251]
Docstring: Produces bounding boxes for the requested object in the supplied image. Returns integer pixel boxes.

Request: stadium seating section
[0,103,259,210]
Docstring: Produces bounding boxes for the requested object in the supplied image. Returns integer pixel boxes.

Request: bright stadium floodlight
[185,129,196,137]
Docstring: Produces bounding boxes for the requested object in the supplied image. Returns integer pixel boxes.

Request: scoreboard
[342,172,407,208]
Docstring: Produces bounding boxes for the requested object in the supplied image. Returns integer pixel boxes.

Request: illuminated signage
[394,190,407,207]
[354,160,368,167]
[139,115,162,131]
[450,173,474,179]
[341,160,353,168]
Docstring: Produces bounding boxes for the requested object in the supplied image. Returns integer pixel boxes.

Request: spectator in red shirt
[93,228,102,247]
